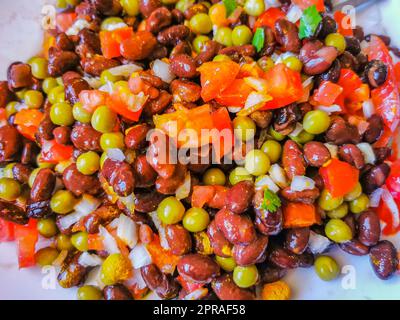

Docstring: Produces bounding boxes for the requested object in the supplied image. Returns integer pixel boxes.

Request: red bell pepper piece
[333,11,353,36]
[108,89,145,122]
[337,69,362,98]
[292,0,325,11]
[198,61,240,102]
[319,159,359,198]
[56,13,77,33]
[253,8,285,32]
[261,64,304,110]
[100,27,134,59]
[211,107,234,158]
[14,109,45,141]
[0,219,15,242]
[312,81,343,106]
[363,35,400,131]
[377,200,400,236]
[14,219,38,269]
[215,79,253,107]
[41,140,74,164]
[79,90,109,113]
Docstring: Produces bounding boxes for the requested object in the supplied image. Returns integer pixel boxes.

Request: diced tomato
[198,61,240,102]
[363,35,400,131]
[41,140,74,164]
[208,186,228,209]
[14,109,44,141]
[211,107,234,158]
[14,219,38,269]
[253,8,285,32]
[333,11,353,36]
[108,88,145,122]
[292,0,325,11]
[215,79,253,107]
[394,62,400,90]
[237,62,265,78]
[0,219,15,242]
[261,64,304,110]
[319,159,359,198]
[337,69,362,97]
[129,76,159,98]
[346,84,370,112]
[56,13,77,33]
[100,27,134,59]
[79,90,109,113]
[191,186,215,208]
[311,81,344,106]
[377,200,400,236]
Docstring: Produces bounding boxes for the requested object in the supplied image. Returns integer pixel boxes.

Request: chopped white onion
[35,237,55,251]
[106,148,126,161]
[52,250,69,267]
[176,172,191,200]
[244,77,268,92]
[286,5,303,23]
[84,266,105,290]
[66,19,91,36]
[117,214,138,249]
[148,211,170,250]
[108,64,143,78]
[119,193,136,213]
[83,76,102,89]
[290,176,316,192]
[308,231,332,255]
[57,210,88,231]
[78,252,103,267]
[274,52,296,64]
[99,225,120,254]
[255,175,280,193]
[74,194,101,214]
[324,143,338,159]
[102,22,128,31]
[268,164,289,188]
[302,76,314,89]
[382,187,400,228]
[99,81,115,94]
[109,217,120,229]
[356,143,376,165]
[125,268,147,290]
[362,99,375,119]
[244,91,270,110]
[357,120,369,135]
[289,123,303,137]
[129,244,152,269]
[184,288,209,300]
[227,107,242,113]
[316,104,342,114]
[369,188,383,208]
[152,59,175,83]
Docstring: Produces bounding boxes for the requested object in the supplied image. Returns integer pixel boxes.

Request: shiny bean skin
[280,187,320,204]
[125,124,150,150]
[215,209,256,245]
[30,168,56,202]
[102,159,136,197]
[314,59,341,87]
[48,47,80,77]
[315,16,337,39]
[369,240,398,280]
[338,144,365,169]
[282,140,306,180]
[143,90,172,116]
[249,110,273,129]
[83,213,102,234]
[233,234,269,266]
[146,7,172,33]
[58,253,88,288]
[259,266,287,284]
[339,239,369,256]
[325,116,361,145]
[0,125,22,162]
[212,274,255,300]
[0,81,14,107]
[273,104,301,135]
[155,163,187,195]
[103,285,133,300]
[27,200,52,219]
[71,123,102,152]
[133,154,157,188]
[274,19,301,53]
[357,211,381,246]
[299,40,338,75]
[134,191,165,213]
[363,114,384,144]
[120,31,157,61]
[285,227,310,255]
[269,247,314,269]
[0,200,29,225]
[82,55,120,76]
[55,32,75,51]
[64,77,90,105]
[12,163,32,184]
[303,142,331,167]
[170,79,201,103]
[141,264,179,299]
[53,126,72,145]
[165,224,192,256]
[361,163,390,194]
[21,141,39,165]
[63,164,102,197]
[224,181,254,214]
[7,62,33,90]
[207,220,232,258]
[178,254,220,283]
[364,60,388,88]
[157,25,190,46]
[259,26,276,56]
[139,0,161,17]
[170,54,198,79]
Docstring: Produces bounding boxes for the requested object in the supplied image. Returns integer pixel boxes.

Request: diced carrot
[88,234,105,251]
[261,280,291,300]
[283,203,320,228]
[191,186,215,208]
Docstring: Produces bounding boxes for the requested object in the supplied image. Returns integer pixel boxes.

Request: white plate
[0,0,399,300]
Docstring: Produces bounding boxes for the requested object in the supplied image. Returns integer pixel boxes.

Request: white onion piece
[244,77,268,92]
[152,59,175,83]
[119,193,136,214]
[255,175,280,193]
[274,52,296,64]
[302,76,314,89]
[184,288,209,300]
[362,99,375,118]
[117,214,138,249]
[102,22,128,31]
[324,143,338,159]
[99,82,114,94]
[125,268,147,290]
[108,217,120,229]
[108,64,142,78]
[148,211,170,250]
[78,252,103,267]
[176,172,191,200]
[74,194,101,214]
[57,211,87,231]
[308,231,332,255]
[290,176,316,192]
[84,266,106,290]
[66,19,91,36]
[52,250,69,267]
[83,77,102,89]
[286,5,303,23]
[99,225,120,254]
[227,107,242,113]
[129,244,152,269]
[356,143,376,165]
[106,148,126,161]
[268,164,289,188]
[369,188,383,208]
[244,92,270,110]
[35,237,55,251]
[382,187,400,228]
[316,104,342,114]
[289,123,303,137]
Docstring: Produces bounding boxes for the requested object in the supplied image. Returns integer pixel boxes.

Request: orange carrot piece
[283,203,321,229]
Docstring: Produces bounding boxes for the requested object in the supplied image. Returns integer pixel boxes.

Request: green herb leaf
[261,189,281,213]
[252,28,265,53]
[299,5,322,40]
[223,0,237,17]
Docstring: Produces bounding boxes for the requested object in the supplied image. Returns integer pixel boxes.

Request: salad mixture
[0,0,400,300]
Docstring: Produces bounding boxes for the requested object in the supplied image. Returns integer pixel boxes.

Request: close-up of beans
[0,0,399,301]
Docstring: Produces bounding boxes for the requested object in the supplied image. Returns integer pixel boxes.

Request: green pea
[349,194,369,214]
[176,0,195,13]
[56,0,67,8]
[245,149,271,176]
[233,265,259,288]
[71,231,89,251]
[0,178,21,201]
[344,182,362,201]
[268,126,286,141]
[214,27,233,47]
[50,102,74,126]
[5,101,18,118]
[3,163,16,179]
[37,218,58,238]
[76,151,100,175]
[243,0,265,16]
[100,70,122,85]
[290,130,315,144]
[42,77,58,95]
[48,86,65,105]
[15,89,27,101]
[203,168,226,186]
[215,256,237,272]
[101,17,125,31]
[261,140,282,163]
[283,56,303,72]
[120,0,140,16]
[35,247,59,267]
[213,54,231,62]
[101,253,132,285]
[91,105,117,133]
[232,25,253,46]
[37,155,55,169]
[77,285,103,300]
[29,57,48,79]
[325,218,353,243]
[24,90,44,109]
[72,102,92,123]
[314,255,340,281]
[183,207,210,232]
[233,116,256,142]
[190,13,213,34]
[303,110,331,135]
[193,35,210,54]
[50,190,76,214]
[56,234,74,251]
[318,189,343,211]
[100,132,125,150]
[157,197,186,225]
[325,33,346,54]
[229,167,253,185]
[327,203,349,219]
